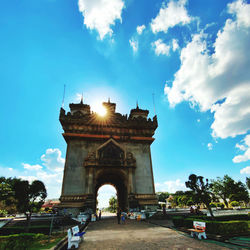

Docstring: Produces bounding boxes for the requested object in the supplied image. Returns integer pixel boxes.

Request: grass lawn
[0,232,66,250]
[29,233,66,250]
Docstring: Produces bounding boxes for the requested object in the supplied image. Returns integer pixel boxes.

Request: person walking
[117,209,121,224]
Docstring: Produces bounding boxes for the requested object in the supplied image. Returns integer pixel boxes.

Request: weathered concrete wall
[62,139,155,197]
[123,142,154,194]
[62,140,99,195]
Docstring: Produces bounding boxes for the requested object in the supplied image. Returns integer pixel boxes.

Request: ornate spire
[80,93,83,104]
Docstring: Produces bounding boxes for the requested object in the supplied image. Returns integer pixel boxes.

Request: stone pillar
[87,167,94,194]
[128,168,134,194]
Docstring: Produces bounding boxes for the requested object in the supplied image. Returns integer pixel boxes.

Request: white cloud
[236,143,246,151]
[207,143,213,150]
[152,39,170,56]
[19,175,37,183]
[78,0,125,40]
[228,0,250,27]
[151,0,192,34]
[8,168,13,171]
[155,179,186,193]
[22,163,43,171]
[129,38,138,53]
[240,166,250,174]
[233,134,250,163]
[197,119,200,123]
[164,0,250,140]
[172,39,179,51]
[18,149,65,198]
[137,25,145,35]
[41,148,65,172]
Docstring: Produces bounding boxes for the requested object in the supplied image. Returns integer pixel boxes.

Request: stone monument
[59,99,158,215]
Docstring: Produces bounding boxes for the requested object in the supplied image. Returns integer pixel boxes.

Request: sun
[93,104,107,117]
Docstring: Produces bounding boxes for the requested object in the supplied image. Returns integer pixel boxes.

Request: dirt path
[79,216,228,250]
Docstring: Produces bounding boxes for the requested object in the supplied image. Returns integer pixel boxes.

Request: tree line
[157,175,249,217]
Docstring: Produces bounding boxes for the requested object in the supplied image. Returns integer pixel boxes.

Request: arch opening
[97,184,117,211]
[95,169,128,212]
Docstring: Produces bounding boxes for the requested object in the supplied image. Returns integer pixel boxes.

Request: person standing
[121,212,126,224]
[117,209,121,224]
[99,210,102,220]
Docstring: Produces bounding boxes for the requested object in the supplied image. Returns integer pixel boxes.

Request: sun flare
[93,104,107,117]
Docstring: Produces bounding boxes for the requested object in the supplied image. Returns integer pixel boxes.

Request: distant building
[42,200,60,210]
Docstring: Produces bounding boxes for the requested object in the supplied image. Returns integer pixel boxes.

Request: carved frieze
[84,140,136,168]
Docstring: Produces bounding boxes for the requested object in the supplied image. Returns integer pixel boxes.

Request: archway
[94,168,128,212]
[97,184,117,211]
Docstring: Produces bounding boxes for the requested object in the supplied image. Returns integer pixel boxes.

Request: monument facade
[59,99,158,215]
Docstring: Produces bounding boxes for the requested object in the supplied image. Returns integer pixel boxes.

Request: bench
[72,225,86,240]
[188,221,207,240]
[67,228,81,249]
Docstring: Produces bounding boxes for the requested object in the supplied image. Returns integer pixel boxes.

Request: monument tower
[59,99,158,215]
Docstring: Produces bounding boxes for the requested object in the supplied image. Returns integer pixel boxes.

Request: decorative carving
[126,152,136,166]
[98,141,124,166]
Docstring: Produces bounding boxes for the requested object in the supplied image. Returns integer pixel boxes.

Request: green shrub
[187,200,194,206]
[183,218,199,228]
[230,201,240,207]
[0,209,8,217]
[172,216,184,227]
[188,214,249,221]
[182,219,248,236]
[206,221,248,235]
[216,202,225,209]
[210,202,217,208]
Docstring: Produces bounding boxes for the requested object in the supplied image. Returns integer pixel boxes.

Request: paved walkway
[79,216,229,250]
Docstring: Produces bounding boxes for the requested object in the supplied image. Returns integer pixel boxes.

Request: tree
[0,177,19,214]
[185,174,214,217]
[246,177,250,190]
[210,175,235,208]
[108,196,117,213]
[211,175,249,206]
[14,179,47,231]
[229,181,249,204]
[156,192,170,202]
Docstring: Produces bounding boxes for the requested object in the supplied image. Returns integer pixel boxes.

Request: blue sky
[0,0,250,207]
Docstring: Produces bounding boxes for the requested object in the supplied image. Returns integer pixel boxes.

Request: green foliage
[230,201,240,207]
[0,209,8,217]
[209,202,217,208]
[156,192,170,202]
[169,191,194,208]
[206,221,248,235]
[0,177,20,214]
[185,174,214,217]
[247,177,250,190]
[14,180,47,217]
[216,202,225,209]
[187,199,194,206]
[0,233,64,250]
[228,181,249,203]
[0,233,43,250]
[211,175,249,206]
[210,175,234,208]
[172,217,249,236]
[172,216,185,227]
[108,196,117,213]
